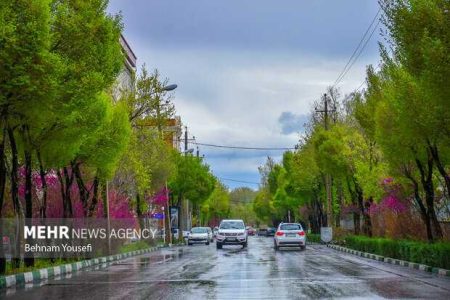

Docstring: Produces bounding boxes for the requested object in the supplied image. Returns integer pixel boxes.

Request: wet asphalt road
[2,236,450,299]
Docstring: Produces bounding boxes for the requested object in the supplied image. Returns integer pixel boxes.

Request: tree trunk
[346,177,361,235]
[58,167,74,218]
[353,178,371,236]
[309,191,323,233]
[404,166,433,241]
[0,126,7,274]
[135,194,144,230]
[63,167,74,218]
[37,150,47,219]
[57,170,66,217]
[416,154,443,240]
[175,193,185,242]
[428,142,450,199]
[353,213,361,235]
[312,200,318,232]
[87,176,99,217]
[101,182,108,218]
[164,195,171,244]
[7,126,21,268]
[72,161,89,216]
[365,198,373,237]
[336,180,344,228]
[176,193,183,230]
[23,147,34,267]
[7,127,20,214]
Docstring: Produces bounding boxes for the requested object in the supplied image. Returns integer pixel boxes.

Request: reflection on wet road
[3,237,450,299]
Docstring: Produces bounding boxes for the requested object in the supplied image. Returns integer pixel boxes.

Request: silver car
[187,227,210,245]
[216,219,247,249]
[203,227,214,242]
[273,223,306,250]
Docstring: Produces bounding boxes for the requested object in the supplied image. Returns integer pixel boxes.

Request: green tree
[201,182,230,225]
[229,187,257,205]
[0,0,61,269]
[370,0,450,240]
[72,99,131,217]
[289,141,324,233]
[169,154,216,228]
[252,187,275,225]
[0,0,123,270]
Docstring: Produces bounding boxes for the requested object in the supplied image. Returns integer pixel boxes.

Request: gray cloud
[107,0,382,188]
[278,112,309,135]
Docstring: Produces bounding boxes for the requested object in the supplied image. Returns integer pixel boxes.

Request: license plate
[286,234,296,237]
[227,237,236,241]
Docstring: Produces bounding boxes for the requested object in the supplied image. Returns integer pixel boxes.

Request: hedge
[345,236,450,269]
[307,233,321,243]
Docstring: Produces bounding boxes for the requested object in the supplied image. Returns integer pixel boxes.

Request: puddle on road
[220,247,248,257]
[137,249,184,266]
[180,263,216,280]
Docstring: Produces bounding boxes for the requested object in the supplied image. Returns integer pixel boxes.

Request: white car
[205,227,214,242]
[273,223,306,251]
[216,219,247,249]
[187,227,210,245]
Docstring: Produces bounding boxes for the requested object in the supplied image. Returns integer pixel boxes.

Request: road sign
[320,227,333,243]
[151,213,164,219]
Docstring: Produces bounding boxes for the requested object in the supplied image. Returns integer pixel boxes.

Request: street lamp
[162,84,177,91]
[183,148,194,154]
[160,83,177,246]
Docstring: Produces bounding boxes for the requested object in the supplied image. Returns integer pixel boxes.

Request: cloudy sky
[108,0,382,190]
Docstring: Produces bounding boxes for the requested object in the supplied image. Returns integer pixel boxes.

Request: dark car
[266,227,276,236]
[257,228,267,236]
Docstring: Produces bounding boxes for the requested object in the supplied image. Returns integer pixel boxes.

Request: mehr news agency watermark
[23,225,159,254]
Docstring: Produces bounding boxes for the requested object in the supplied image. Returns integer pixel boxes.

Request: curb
[327,244,450,277]
[0,245,167,290]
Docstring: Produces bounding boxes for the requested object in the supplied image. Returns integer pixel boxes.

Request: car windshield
[280,224,302,231]
[220,221,245,229]
[191,227,207,233]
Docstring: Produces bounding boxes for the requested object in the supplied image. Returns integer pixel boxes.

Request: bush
[345,235,450,269]
[118,240,150,253]
[307,233,321,243]
[5,258,79,276]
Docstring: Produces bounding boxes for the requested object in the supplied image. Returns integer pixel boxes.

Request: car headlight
[238,232,245,236]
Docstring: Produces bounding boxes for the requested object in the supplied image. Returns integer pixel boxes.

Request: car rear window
[280,224,302,230]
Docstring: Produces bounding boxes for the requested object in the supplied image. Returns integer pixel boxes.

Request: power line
[333,8,381,88]
[337,20,380,87]
[355,63,382,92]
[218,177,260,185]
[195,142,296,151]
[355,79,366,92]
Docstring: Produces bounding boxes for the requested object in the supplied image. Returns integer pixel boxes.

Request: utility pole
[315,93,335,227]
[148,83,176,245]
[180,126,188,235]
[184,126,188,155]
[106,181,111,255]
